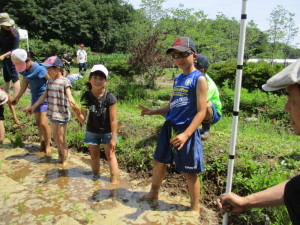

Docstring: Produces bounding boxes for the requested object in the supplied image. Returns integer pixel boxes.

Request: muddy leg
[35,112,51,155]
[140,160,166,200]
[89,145,100,176]
[104,144,119,184]
[183,172,200,212]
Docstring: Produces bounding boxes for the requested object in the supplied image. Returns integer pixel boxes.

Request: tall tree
[266,5,299,61]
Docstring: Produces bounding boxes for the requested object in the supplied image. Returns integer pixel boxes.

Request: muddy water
[0,140,219,225]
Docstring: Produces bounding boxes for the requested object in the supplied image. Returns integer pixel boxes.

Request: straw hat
[0,13,15,27]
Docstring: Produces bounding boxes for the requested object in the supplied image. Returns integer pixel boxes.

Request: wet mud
[0,140,219,225]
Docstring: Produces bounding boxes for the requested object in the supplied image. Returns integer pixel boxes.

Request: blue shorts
[83,131,117,145]
[209,103,221,125]
[32,99,48,113]
[154,120,204,174]
[50,119,68,124]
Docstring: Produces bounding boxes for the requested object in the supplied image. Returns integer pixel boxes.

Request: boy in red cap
[137,37,208,212]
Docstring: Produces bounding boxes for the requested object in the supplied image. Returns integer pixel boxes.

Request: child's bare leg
[35,112,51,155]
[0,120,5,144]
[51,123,61,161]
[13,80,20,98]
[140,160,166,199]
[104,144,119,183]
[183,172,200,211]
[89,145,100,176]
[57,124,68,167]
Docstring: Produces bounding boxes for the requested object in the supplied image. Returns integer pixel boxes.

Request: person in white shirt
[76,44,87,74]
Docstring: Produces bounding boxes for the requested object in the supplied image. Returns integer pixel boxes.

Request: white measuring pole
[222,1,248,224]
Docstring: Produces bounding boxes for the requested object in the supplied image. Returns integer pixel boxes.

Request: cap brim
[262,84,286,92]
[13,62,26,72]
[40,63,54,67]
[90,70,108,78]
[166,46,191,54]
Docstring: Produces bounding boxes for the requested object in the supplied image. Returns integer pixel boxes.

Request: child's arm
[136,104,170,117]
[7,97,19,124]
[65,87,84,122]
[108,104,117,150]
[26,90,48,114]
[170,76,208,150]
[12,77,29,105]
[73,107,87,124]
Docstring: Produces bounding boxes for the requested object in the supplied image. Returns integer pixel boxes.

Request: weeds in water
[34,186,42,195]
[71,203,82,213]
[17,202,25,212]
[52,190,65,201]
[84,212,93,224]
[37,213,49,222]
[3,192,10,201]
[6,133,24,148]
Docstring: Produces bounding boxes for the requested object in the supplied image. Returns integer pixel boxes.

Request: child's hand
[170,133,189,150]
[14,118,20,125]
[136,105,153,116]
[25,106,34,115]
[108,139,117,152]
[11,97,19,105]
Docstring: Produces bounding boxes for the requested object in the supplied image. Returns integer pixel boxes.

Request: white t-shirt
[77,49,87,63]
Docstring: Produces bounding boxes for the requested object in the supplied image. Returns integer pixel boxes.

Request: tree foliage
[2,0,136,52]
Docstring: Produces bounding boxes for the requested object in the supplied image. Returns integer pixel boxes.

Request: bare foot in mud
[62,158,68,168]
[190,207,200,213]
[111,174,119,184]
[40,141,45,151]
[45,148,52,156]
[139,192,159,200]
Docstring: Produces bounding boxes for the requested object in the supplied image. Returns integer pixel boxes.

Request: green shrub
[88,54,134,76]
[26,39,79,61]
[219,81,289,122]
[209,61,284,91]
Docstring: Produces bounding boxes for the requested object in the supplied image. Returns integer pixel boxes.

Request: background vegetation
[2,0,299,60]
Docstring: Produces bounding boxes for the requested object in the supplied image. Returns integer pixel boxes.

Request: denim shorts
[50,119,68,124]
[83,131,117,145]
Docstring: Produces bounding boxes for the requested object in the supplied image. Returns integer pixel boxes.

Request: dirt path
[0,140,219,225]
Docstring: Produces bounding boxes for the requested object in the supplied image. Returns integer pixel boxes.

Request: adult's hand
[217,193,248,214]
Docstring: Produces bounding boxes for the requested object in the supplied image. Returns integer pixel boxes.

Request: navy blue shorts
[2,58,19,83]
[154,120,204,174]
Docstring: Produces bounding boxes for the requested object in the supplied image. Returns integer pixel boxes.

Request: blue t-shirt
[166,69,203,125]
[20,62,47,102]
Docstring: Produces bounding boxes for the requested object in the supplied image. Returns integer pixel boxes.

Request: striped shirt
[46,77,71,122]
